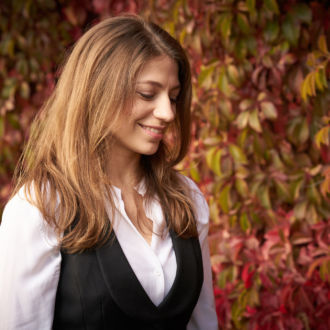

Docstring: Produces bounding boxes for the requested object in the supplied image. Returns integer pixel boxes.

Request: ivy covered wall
[0,0,329,328]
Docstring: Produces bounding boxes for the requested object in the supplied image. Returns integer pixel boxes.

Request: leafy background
[0,0,329,329]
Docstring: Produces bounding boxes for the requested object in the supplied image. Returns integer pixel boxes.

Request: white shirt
[0,177,218,330]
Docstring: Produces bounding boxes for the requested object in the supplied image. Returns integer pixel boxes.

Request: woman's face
[112,55,180,157]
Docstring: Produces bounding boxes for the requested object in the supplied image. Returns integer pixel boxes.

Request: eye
[137,92,154,100]
[170,97,178,104]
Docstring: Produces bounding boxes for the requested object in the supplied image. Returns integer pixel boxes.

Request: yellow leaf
[257,92,267,101]
[310,72,316,96]
[319,67,328,88]
[190,166,200,183]
[227,65,240,86]
[315,70,325,91]
[236,111,249,129]
[301,72,313,101]
[294,201,308,220]
[318,35,329,54]
[258,185,271,209]
[235,178,249,197]
[209,197,220,224]
[0,117,4,138]
[206,147,222,177]
[261,101,278,120]
[229,144,248,164]
[315,126,330,149]
[248,108,262,132]
[239,99,253,111]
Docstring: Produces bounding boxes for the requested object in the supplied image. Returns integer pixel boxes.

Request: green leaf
[20,81,30,99]
[0,116,4,138]
[282,15,300,46]
[307,181,322,205]
[293,4,312,24]
[248,108,262,132]
[219,13,232,41]
[261,101,277,120]
[7,113,20,130]
[235,178,249,197]
[16,58,29,76]
[290,178,304,201]
[245,35,257,56]
[198,65,215,87]
[235,38,248,59]
[239,212,250,232]
[218,69,230,96]
[237,13,250,34]
[219,184,232,213]
[264,0,279,14]
[229,144,248,164]
[274,180,292,203]
[264,21,279,42]
[299,118,309,144]
[1,78,17,99]
[246,0,256,14]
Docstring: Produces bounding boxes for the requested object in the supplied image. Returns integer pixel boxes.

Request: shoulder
[178,174,209,227]
[3,186,40,224]
[1,186,58,248]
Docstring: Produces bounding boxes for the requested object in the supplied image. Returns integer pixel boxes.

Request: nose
[153,94,176,123]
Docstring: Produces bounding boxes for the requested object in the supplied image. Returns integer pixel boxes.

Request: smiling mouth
[138,124,164,138]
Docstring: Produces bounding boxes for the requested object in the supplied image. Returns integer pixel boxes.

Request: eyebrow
[136,80,181,91]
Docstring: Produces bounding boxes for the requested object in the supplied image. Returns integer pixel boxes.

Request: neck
[107,145,142,190]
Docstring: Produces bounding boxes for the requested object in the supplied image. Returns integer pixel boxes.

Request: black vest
[53,229,203,330]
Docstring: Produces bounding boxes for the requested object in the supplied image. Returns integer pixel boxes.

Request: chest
[53,229,203,330]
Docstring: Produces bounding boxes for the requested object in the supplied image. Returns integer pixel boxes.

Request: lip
[138,124,165,139]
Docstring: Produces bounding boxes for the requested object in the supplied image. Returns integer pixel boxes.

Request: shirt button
[154,270,161,276]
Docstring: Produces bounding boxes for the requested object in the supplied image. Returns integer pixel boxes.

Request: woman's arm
[184,177,219,330]
[0,189,61,330]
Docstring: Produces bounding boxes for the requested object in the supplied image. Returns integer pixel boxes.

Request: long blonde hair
[13,15,197,253]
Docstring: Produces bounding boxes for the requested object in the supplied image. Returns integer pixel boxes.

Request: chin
[141,149,159,156]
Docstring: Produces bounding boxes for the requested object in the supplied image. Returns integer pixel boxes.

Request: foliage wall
[1,0,329,329]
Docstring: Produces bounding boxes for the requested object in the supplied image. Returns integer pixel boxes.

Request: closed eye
[137,92,154,100]
[170,97,178,104]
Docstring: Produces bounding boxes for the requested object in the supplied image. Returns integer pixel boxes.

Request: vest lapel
[96,228,202,320]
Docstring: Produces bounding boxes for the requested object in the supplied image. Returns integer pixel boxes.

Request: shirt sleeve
[184,177,219,330]
[0,189,61,330]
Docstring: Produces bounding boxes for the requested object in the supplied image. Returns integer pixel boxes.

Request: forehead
[136,56,180,87]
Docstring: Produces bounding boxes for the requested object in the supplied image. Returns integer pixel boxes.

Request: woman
[0,15,218,329]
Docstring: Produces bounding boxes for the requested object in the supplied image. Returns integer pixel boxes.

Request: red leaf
[242,263,255,289]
